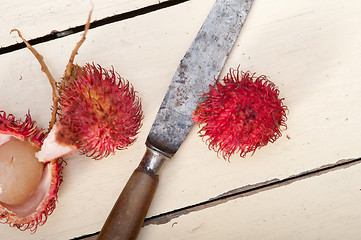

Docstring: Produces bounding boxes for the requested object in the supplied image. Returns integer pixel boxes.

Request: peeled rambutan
[0,111,64,233]
[192,68,288,160]
[39,63,143,160]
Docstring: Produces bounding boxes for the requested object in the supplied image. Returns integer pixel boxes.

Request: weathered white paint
[139,162,361,240]
[0,0,170,47]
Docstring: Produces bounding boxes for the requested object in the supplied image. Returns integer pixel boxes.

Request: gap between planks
[0,0,189,55]
[73,156,361,240]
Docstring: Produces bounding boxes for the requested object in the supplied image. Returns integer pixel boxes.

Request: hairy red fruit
[0,111,64,233]
[0,111,43,144]
[56,63,143,159]
[192,68,288,160]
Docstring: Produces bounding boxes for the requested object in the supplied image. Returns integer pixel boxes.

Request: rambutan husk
[193,68,288,160]
[13,9,144,162]
[36,63,143,162]
[0,111,64,233]
[55,63,143,160]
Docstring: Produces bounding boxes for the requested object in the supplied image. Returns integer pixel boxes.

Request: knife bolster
[139,145,170,175]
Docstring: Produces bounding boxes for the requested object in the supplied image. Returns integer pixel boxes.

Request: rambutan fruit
[38,63,143,160]
[0,111,64,233]
[192,68,288,160]
[11,11,143,162]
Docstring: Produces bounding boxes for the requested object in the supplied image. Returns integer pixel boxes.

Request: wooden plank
[0,0,172,47]
[141,157,361,228]
[137,162,361,240]
[0,0,361,239]
[82,161,361,239]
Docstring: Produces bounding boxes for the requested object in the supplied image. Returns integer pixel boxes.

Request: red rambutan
[54,63,143,160]
[11,11,144,162]
[192,68,288,160]
[35,62,143,162]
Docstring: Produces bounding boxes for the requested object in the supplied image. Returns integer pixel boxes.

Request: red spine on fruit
[57,64,143,159]
[193,68,288,160]
[0,111,44,145]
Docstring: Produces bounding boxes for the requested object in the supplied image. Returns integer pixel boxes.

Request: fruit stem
[11,29,58,132]
[63,10,92,84]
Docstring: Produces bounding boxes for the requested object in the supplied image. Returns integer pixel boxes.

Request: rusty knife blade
[147,0,254,156]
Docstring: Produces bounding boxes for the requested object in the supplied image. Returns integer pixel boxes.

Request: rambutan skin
[0,111,64,233]
[57,63,143,159]
[192,68,288,160]
[1,159,64,233]
[0,111,44,146]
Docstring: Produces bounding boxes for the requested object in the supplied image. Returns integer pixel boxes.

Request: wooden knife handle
[97,167,159,240]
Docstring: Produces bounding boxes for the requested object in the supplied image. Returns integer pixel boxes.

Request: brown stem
[11,29,58,131]
[63,10,92,84]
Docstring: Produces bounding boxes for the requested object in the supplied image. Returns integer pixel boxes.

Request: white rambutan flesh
[0,139,43,205]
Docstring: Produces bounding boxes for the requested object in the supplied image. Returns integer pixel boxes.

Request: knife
[97,0,254,239]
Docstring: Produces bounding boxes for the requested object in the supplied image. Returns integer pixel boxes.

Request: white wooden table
[1,0,361,239]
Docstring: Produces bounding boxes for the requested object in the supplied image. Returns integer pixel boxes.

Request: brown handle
[97,167,159,240]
